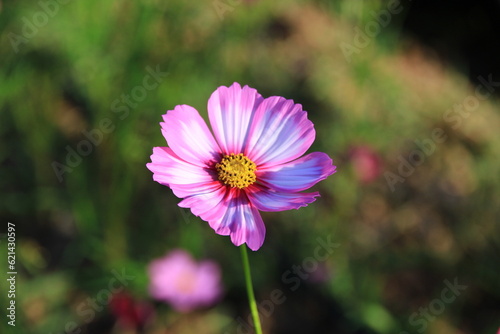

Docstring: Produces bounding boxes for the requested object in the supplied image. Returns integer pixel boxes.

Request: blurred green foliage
[1,0,499,333]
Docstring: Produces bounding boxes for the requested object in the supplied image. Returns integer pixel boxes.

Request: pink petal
[147,147,215,187]
[178,185,228,222]
[207,83,264,155]
[193,261,223,304]
[148,250,196,300]
[148,250,222,312]
[207,188,266,251]
[246,184,320,212]
[258,152,336,192]
[161,105,221,167]
[170,181,222,200]
[245,96,315,167]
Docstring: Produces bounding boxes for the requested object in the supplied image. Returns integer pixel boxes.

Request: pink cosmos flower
[147,82,336,250]
[148,250,222,312]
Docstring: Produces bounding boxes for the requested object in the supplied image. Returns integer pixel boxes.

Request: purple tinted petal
[161,105,221,166]
[207,188,266,251]
[208,82,264,155]
[245,96,315,166]
[147,147,215,187]
[247,184,320,212]
[258,152,336,192]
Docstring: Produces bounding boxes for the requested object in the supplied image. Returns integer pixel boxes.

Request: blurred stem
[240,245,263,334]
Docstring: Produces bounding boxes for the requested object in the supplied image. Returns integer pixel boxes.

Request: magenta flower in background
[349,146,381,184]
[148,250,222,312]
[147,82,336,250]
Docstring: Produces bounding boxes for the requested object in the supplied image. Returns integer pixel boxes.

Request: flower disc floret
[216,153,257,189]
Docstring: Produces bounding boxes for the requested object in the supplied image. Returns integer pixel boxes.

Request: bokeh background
[1,0,499,333]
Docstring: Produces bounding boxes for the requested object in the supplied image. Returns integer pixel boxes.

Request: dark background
[403,0,500,88]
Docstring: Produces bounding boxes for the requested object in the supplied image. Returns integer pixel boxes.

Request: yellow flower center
[215,153,257,189]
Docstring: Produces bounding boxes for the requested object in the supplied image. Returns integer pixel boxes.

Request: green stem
[240,245,263,334]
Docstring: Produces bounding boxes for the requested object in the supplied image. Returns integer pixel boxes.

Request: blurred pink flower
[349,146,381,184]
[147,82,336,250]
[148,250,222,312]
